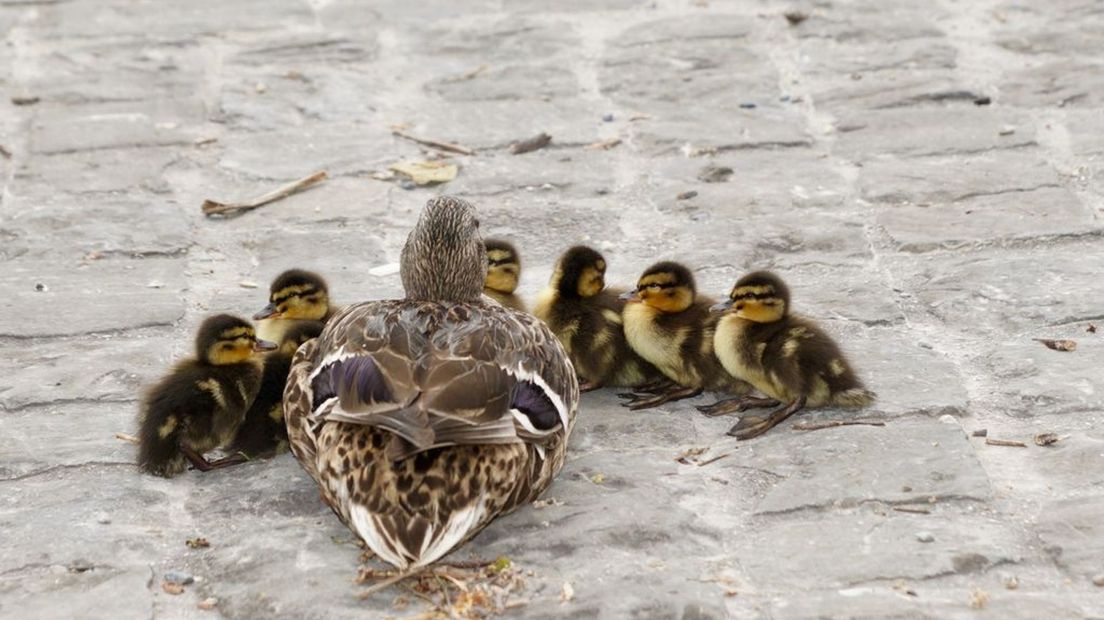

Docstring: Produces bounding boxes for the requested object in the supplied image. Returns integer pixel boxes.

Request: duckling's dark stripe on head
[271,269,328,295]
[512,381,560,430]
[487,258,514,267]
[311,356,393,411]
[731,291,780,301]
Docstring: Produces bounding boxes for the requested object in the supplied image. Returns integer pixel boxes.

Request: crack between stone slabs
[752,493,990,519]
[895,227,1104,254]
[33,139,198,157]
[949,183,1063,203]
[905,140,1039,159]
[1046,313,1104,328]
[0,396,140,413]
[873,90,986,109]
[842,557,1020,589]
[1,461,134,482]
[0,319,181,341]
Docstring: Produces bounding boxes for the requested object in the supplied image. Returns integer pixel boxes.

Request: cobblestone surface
[2,0,1103,618]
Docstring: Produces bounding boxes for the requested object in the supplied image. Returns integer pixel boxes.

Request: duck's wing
[303,300,578,460]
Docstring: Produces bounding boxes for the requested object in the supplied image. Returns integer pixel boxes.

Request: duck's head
[253,269,329,321]
[196,314,276,365]
[620,261,696,313]
[401,196,486,302]
[550,245,607,299]
[711,271,790,323]
[278,321,324,356]
[484,238,521,295]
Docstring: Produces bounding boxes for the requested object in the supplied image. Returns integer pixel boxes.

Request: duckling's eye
[473,218,480,228]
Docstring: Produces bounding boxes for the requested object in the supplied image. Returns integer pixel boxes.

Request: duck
[253,269,332,343]
[283,196,579,571]
[532,245,665,392]
[619,261,749,409]
[227,321,325,460]
[137,314,275,477]
[699,271,875,439]
[483,238,526,313]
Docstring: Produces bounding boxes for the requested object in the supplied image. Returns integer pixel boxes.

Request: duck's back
[284,299,578,569]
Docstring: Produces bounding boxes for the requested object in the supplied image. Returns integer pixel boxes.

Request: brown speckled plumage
[283,197,578,570]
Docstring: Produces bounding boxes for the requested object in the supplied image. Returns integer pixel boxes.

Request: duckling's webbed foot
[629,377,677,395]
[206,452,249,470]
[696,396,780,417]
[621,386,703,411]
[727,396,807,440]
[180,445,215,472]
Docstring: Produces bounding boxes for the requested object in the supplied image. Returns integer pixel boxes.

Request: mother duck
[284,196,579,570]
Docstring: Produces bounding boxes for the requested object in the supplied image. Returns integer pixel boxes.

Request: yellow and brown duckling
[283,196,578,570]
[619,261,749,409]
[483,238,526,312]
[227,321,324,460]
[253,269,332,343]
[700,271,875,439]
[137,314,275,477]
[533,245,664,392]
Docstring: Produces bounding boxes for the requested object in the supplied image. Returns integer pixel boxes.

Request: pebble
[602,113,614,122]
[1002,573,1019,590]
[938,414,957,425]
[198,597,219,610]
[164,570,195,585]
[972,429,988,438]
[915,532,935,543]
[738,102,757,109]
[398,179,416,190]
[1092,573,1104,587]
[68,559,94,573]
[34,282,48,292]
[94,512,111,524]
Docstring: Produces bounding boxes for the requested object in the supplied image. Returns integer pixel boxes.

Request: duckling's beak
[619,290,640,302]
[710,299,735,314]
[253,339,278,352]
[252,303,279,320]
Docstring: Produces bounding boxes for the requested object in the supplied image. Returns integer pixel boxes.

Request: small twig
[892,506,931,515]
[696,453,732,467]
[439,558,495,570]
[985,438,1027,448]
[356,566,428,599]
[444,64,488,83]
[391,127,475,155]
[202,171,328,217]
[792,419,886,431]
[510,132,552,155]
[114,432,139,444]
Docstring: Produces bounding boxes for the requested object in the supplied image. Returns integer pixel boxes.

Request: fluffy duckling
[253,269,332,343]
[619,261,749,409]
[227,321,324,460]
[137,315,275,477]
[533,245,664,392]
[700,271,875,439]
[483,238,526,312]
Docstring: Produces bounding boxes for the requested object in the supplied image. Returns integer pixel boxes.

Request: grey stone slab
[738,511,1022,589]
[1032,426,1104,492]
[0,257,186,337]
[790,9,946,44]
[1036,495,1104,582]
[406,16,581,63]
[834,109,1037,160]
[1,197,192,260]
[886,241,1104,337]
[388,99,604,150]
[427,64,581,102]
[0,566,154,620]
[754,418,990,514]
[216,122,397,180]
[31,0,314,39]
[975,339,1104,418]
[798,37,958,75]
[0,403,136,479]
[1000,60,1104,109]
[447,149,616,200]
[29,99,205,155]
[858,151,1063,205]
[631,109,814,156]
[0,336,166,411]
[12,146,182,196]
[995,3,1104,57]
[875,186,1097,252]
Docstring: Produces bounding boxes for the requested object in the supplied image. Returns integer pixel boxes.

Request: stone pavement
[1,0,1103,617]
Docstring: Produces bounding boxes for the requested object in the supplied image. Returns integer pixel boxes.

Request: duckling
[137,314,275,477]
[533,245,664,392]
[253,269,332,343]
[483,238,526,312]
[699,271,875,439]
[619,261,749,409]
[227,321,324,460]
[283,196,578,570]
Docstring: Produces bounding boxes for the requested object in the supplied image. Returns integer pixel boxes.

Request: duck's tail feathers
[136,406,186,477]
[834,387,876,408]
